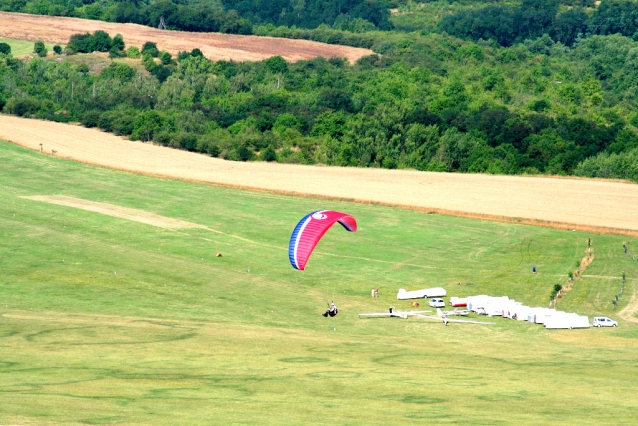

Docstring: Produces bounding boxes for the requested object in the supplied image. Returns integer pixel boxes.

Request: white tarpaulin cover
[545,313,590,329]
[466,295,591,330]
[449,297,468,307]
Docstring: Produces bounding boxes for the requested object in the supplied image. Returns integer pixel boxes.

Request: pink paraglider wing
[288,210,357,270]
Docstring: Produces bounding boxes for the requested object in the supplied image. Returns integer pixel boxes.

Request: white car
[428,298,445,308]
[593,317,618,327]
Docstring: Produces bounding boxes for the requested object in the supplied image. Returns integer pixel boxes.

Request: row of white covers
[466,295,590,329]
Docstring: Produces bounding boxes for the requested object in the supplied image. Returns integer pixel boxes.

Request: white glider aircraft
[358,309,495,325]
[358,309,432,319]
[436,308,470,316]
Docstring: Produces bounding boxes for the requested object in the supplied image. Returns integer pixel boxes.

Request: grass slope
[0,37,59,56]
[1,141,637,425]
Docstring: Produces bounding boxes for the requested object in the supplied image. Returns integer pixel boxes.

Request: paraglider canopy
[288,210,357,270]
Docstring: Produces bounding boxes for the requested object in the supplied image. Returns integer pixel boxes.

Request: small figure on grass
[532,265,537,274]
[322,301,338,317]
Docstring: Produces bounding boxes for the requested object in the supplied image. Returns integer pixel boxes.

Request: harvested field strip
[21,195,205,229]
[2,114,638,236]
[0,12,373,63]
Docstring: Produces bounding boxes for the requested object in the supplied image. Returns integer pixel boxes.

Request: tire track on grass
[618,284,638,323]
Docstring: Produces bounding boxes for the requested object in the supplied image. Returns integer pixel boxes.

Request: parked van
[592,317,618,327]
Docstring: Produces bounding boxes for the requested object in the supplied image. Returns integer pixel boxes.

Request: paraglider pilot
[323,302,338,317]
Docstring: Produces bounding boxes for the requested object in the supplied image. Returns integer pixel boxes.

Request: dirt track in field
[21,195,205,229]
[2,114,638,236]
[0,12,373,63]
[619,281,638,323]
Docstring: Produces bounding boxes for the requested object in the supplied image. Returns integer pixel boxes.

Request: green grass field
[1,140,637,425]
[0,37,59,56]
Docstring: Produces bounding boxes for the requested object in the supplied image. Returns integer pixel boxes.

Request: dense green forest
[1,28,637,181]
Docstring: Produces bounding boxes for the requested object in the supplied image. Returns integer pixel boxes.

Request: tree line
[0,0,393,33]
[0,0,253,34]
[438,0,638,48]
[220,0,393,30]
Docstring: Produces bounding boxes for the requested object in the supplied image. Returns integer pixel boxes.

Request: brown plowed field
[0,12,373,63]
[2,114,638,236]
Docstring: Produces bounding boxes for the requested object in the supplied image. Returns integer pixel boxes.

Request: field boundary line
[581,275,638,281]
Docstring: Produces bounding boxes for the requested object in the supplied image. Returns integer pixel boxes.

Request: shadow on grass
[279,357,330,363]
[24,326,197,345]
[307,371,362,379]
[400,394,446,404]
